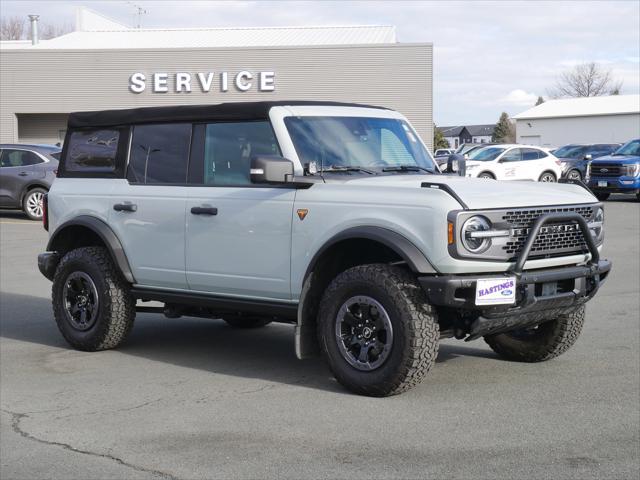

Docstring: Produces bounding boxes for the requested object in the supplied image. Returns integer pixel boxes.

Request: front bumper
[419,211,612,339]
[588,175,640,193]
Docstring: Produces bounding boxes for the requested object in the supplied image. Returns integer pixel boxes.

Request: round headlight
[461,216,492,253]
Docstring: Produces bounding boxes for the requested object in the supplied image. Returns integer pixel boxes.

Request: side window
[501,148,522,162]
[0,149,43,167]
[128,123,191,184]
[537,149,548,158]
[199,121,280,186]
[66,129,120,172]
[522,148,540,161]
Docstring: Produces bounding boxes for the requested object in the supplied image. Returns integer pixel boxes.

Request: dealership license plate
[475,277,516,306]
[598,181,608,187]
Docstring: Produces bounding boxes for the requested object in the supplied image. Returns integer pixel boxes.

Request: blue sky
[2,0,639,126]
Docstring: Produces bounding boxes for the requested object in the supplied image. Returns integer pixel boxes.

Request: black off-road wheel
[52,246,135,351]
[484,306,585,362]
[317,264,439,397]
[223,316,272,328]
[594,192,610,201]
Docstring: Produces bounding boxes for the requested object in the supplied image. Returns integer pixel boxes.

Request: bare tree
[1,16,25,40]
[549,62,623,98]
[39,21,73,40]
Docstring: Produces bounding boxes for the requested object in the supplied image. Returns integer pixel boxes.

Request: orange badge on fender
[297,209,309,221]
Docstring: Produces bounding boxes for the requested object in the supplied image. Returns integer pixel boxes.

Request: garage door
[520,135,541,146]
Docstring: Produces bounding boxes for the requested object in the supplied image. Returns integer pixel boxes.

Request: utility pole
[126,1,148,29]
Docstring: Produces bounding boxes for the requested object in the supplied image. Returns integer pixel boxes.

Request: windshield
[284,116,436,173]
[467,146,506,161]
[553,145,587,159]
[613,139,640,156]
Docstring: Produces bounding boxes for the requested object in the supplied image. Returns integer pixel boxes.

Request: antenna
[126,1,148,29]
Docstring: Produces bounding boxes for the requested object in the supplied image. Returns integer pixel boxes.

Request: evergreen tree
[535,96,545,106]
[492,112,515,143]
[433,125,449,150]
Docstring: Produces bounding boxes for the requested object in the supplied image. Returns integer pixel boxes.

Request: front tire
[484,306,585,362]
[566,169,582,181]
[478,172,495,180]
[52,246,135,351]
[317,264,439,396]
[23,187,47,221]
[538,171,557,182]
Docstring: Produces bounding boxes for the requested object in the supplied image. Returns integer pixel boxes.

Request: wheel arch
[47,216,135,283]
[478,171,496,179]
[295,226,436,359]
[20,182,49,203]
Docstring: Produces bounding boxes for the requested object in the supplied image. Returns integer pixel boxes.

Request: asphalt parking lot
[1,197,638,480]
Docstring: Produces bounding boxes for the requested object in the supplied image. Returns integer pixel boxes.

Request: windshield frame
[282,115,438,175]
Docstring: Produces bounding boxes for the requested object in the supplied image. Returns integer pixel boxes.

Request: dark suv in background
[0,144,60,220]
[554,143,620,181]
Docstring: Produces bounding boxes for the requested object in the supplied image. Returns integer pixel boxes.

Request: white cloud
[500,90,539,107]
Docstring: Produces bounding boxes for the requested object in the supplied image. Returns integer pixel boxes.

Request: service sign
[475,277,516,306]
[129,71,276,93]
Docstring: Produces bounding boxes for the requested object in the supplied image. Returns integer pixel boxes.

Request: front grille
[501,206,594,258]
[591,163,623,177]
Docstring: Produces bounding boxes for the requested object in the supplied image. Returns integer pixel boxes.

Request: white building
[514,95,640,147]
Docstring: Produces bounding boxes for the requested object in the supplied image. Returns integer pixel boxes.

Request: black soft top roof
[67,101,389,129]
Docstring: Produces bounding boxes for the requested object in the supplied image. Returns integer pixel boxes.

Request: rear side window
[128,124,191,184]
[522,148,544,160]
[0,149,43,167]
[66,130,120,172]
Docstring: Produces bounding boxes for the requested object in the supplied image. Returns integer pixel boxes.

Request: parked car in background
[455,142,495,156]
[437,143,499,171]
[0,144,60,220]
[434,148,454,156]
[464,144,562,182]
[587,139,640,201]
[554,143,620,181]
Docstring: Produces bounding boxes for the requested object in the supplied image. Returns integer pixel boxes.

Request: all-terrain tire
[317,264,439,397]
[223,317,272,328]
[595,192,610,201]
[484,306,585,362]
[52,246,135,351]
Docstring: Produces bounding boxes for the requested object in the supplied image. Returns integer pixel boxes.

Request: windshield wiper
[382,165,435,174]
[320,166,377,175]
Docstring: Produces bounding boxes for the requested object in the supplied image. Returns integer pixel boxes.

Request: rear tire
[595,192,610,201]
[538,171,557,182]
[317,264,439,397]
[52,246,135,351]
[223,316,272,328]
[484,306,585,362]
[22,187,47,221]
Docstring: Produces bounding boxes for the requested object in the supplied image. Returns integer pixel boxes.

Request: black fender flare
[47,216,135,283]
[303,226,437,282]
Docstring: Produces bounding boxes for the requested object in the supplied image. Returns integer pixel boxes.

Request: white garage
[514,94,640,147]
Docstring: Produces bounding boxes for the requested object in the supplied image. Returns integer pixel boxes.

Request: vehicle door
[0,148,43,207]
[496,148,525,180]
[184,121,295,300]
[107,124,191,290]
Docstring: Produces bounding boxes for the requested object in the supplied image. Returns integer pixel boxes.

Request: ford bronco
[38,101,611,396]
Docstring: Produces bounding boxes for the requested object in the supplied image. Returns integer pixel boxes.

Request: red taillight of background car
[42,193,49,231]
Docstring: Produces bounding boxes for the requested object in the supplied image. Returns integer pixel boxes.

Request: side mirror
[584,154,592,161]
[250,155,294,184]
[447,153,461,173]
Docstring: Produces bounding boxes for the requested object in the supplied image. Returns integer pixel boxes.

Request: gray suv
[37,102,611,396]
[0,144,60,220]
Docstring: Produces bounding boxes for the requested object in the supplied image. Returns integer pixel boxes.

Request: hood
[590,154,640,163]
[340,174,596,209]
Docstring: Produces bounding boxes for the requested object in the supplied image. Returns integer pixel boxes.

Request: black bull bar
[419,212,612,339]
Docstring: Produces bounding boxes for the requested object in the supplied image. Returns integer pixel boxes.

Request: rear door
[0,148,43,207]
[521,148,544,180]
[184,121,295,300]
[497,148,525,180]
[107,123,191,290]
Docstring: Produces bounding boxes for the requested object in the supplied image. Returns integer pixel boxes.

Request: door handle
[18,172,29,176]
[113,202,137,212]
[190,206,218,216]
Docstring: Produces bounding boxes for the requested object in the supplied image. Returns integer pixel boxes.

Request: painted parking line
[0,221,41,225]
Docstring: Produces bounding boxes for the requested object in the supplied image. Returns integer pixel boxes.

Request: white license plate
[475,277,516,306]
[598,181,608,187]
